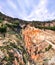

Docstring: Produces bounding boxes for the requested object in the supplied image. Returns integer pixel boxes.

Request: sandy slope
[22,25,55,65]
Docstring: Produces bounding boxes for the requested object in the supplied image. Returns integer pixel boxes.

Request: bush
[0,24,7,33]
[36,26,55,31]
[13,20,19,25]
[6,23,18,28]
[0,18,3,23]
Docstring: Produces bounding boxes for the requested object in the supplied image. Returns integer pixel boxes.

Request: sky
[0,0,55,21]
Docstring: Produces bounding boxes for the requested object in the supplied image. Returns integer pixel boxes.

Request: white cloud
[6,0,23,18]
[24,0,55,21]
[7,0,18,10]
[17,0,29,16]
[0,6,2,11]
[0,0,55,21]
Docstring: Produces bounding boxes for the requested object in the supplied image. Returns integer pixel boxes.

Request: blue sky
[0,0,55,21]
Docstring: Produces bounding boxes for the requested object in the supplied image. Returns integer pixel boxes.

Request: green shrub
[0,24,7,33]
[36,26,55,31]
[6,23,18,28]
[45,45,52,51]
[13,20,19,25]
[0,18,3,23]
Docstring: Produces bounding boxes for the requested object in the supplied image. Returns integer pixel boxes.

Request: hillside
[0,12,55,28]
[0,12,55,65]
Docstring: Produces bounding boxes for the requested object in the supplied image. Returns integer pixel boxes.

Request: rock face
[22,25,55,65]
